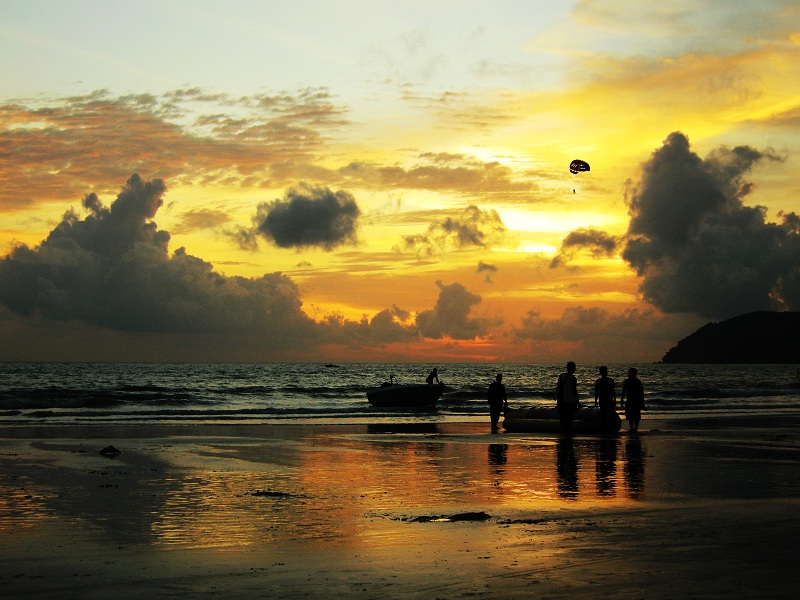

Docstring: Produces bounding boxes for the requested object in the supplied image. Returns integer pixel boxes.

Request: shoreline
[2,418,798,598]
[1,412,799,451]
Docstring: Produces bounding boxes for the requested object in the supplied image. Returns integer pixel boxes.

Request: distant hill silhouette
[661,312,800,364]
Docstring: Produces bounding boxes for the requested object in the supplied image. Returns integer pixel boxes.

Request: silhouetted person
[487,373,508,433]
[594,366,617,430]
[556,361,579,435]
[620,367,645,433]
[426,368,440,385]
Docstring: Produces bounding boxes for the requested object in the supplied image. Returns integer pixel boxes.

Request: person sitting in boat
[426,368,440,385]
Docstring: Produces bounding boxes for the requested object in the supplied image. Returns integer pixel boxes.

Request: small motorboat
[366,376,443,408]
[502,406,621,434]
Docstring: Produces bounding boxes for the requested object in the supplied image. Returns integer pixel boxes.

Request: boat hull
[366,383,443,407]
[502,406,621,434]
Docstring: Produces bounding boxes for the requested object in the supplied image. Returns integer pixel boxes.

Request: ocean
[1,362,799,427]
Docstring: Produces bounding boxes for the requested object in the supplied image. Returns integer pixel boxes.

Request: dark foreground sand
[1,418,798,599]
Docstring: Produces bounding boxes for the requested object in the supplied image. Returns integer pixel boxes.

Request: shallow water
[1,362,798,426]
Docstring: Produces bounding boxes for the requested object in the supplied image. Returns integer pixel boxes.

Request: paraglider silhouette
[569,159,590,174]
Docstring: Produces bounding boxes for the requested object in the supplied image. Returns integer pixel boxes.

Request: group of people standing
[590,363,645,433]
[488,363,646,434]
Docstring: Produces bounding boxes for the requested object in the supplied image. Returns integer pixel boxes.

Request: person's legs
[490,404,501,431]
[560,404,575,435]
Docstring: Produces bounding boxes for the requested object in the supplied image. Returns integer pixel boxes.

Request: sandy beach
[1,418,798,599]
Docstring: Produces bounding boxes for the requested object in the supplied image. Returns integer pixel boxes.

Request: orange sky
[1,1,799,362]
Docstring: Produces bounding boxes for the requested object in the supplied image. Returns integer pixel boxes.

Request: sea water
[0,362,798,426]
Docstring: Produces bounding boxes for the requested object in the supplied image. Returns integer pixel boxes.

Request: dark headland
[661,311,800,363]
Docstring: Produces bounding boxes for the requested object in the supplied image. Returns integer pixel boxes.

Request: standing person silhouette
[556,362,579,435]
[487,373,508,433]
[620,367,645,433]
[594,366,617,429]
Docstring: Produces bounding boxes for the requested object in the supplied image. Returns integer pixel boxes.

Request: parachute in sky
[569,159,590,174]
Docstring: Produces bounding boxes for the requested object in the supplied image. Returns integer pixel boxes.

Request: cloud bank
[0,175,495,359]
[0,92,538,214]
[0,175,320,345]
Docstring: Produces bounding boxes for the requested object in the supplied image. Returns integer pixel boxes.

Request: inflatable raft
[502,406,621,434]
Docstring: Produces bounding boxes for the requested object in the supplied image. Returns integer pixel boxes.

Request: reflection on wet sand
[486,436,647,502]
[1,431,650,553]
[624,437,646,498]
[596,437,618,496]
[488,444,508,470]
[551,436,646,500]
[556,437,579,499]
[2,423,798,600]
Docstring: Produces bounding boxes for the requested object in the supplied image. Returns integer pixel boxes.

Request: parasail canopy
[569,159,590,174]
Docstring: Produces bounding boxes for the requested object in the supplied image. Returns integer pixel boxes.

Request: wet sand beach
[1,418,798,598]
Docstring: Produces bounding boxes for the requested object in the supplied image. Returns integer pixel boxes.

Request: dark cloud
[0,175,511,359]
[235,184,361,251]
[395,205,507,258]
[416,280,498,340]
[550,228,622,268]
[621,131,797,319]
[0,174,318,344]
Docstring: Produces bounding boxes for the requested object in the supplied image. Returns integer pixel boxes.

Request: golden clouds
[2,2,799,362]
[0,88,346,210]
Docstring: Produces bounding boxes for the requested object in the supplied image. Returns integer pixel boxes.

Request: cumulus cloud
[0,174,319,344]
[550,227,622,268]
[0,174,502,359]
[416,280,498,339]
[395,205,507,258]
[234,184,361,251]
[622,131,798,319]
[322,305,418,346]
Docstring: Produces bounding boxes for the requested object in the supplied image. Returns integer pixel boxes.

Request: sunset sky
[1,0,799,363]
